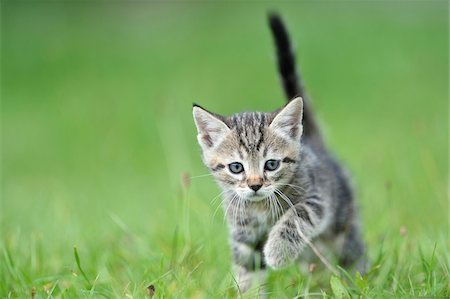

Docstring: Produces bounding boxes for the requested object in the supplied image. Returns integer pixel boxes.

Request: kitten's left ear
[193,104,230,150]
[270,97,303,140]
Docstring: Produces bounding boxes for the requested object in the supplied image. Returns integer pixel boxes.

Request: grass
[1,1,449,298]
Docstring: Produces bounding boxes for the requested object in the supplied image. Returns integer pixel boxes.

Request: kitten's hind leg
[338,223,368,275]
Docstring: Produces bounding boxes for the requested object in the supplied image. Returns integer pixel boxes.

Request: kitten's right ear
[193,104,230,149]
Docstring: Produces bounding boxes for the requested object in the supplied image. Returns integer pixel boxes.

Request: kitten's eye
[228,162,244,174]
[264,159,280,171]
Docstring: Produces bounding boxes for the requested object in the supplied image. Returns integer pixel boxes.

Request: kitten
[192,14,366,292]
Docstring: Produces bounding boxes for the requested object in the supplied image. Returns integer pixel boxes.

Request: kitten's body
[223,117,365,288]
[193,14,366,293]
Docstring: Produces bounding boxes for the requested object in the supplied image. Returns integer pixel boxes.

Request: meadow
[1,1,449,298]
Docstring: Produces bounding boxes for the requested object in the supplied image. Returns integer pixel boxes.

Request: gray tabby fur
[192,15,367,294]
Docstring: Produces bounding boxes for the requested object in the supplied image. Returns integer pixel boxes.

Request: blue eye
[229,162,244,174]
[264,159,280,171]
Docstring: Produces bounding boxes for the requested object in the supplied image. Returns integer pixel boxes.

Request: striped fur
[192,14,366,294]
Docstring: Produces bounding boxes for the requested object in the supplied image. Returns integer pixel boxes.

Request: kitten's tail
[268,13,324,148]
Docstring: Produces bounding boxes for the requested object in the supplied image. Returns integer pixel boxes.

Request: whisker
[211,190,232,220]
[274,188,295,212]
[189,173,214,179]
[234,196,240,226]
[268,195,274,222]
[234,194,244,227]
[269,194,274,219]
[264,194,270,218]
[212,196,228,220]
[271,194,278,220]
[277,183,306,194]
[274,194,283,220]
[210,189,228,205]
[223,193,238,224]
[274,188,296,212]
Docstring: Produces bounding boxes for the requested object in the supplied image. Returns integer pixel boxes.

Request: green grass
[1,2,449,298]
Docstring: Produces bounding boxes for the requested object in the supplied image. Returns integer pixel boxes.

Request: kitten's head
[193,98,303,202]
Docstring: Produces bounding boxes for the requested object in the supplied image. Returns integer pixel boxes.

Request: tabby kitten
[193,14,366,292]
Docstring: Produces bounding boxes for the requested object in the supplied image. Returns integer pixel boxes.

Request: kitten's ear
[270,97,303,140]
[193,105,230,149]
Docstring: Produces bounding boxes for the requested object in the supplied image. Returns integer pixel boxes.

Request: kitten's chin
[245,193,268,202]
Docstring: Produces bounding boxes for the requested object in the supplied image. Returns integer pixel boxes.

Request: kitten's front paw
[263,228,300,270]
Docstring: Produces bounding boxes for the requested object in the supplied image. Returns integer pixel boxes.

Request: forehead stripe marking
[233,116,251,152]
[256,114,265,151]
[237,149,244,159]
[282,157,296,163]
[263,146,269,158]
[211,164,225,172]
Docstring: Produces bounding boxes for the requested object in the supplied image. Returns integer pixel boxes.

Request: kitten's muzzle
[247,176,263,192]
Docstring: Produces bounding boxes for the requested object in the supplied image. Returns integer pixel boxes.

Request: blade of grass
[73,246,92,289]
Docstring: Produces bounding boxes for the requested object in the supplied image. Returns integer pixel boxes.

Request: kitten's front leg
[264,199,327,269]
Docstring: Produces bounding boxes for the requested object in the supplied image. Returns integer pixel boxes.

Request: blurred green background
[2,1,448,297]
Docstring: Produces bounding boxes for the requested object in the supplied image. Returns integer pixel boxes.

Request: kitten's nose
[247,176,263,192]
[249,184,262,192]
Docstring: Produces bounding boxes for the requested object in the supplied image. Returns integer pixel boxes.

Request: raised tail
[268,13,323,148]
